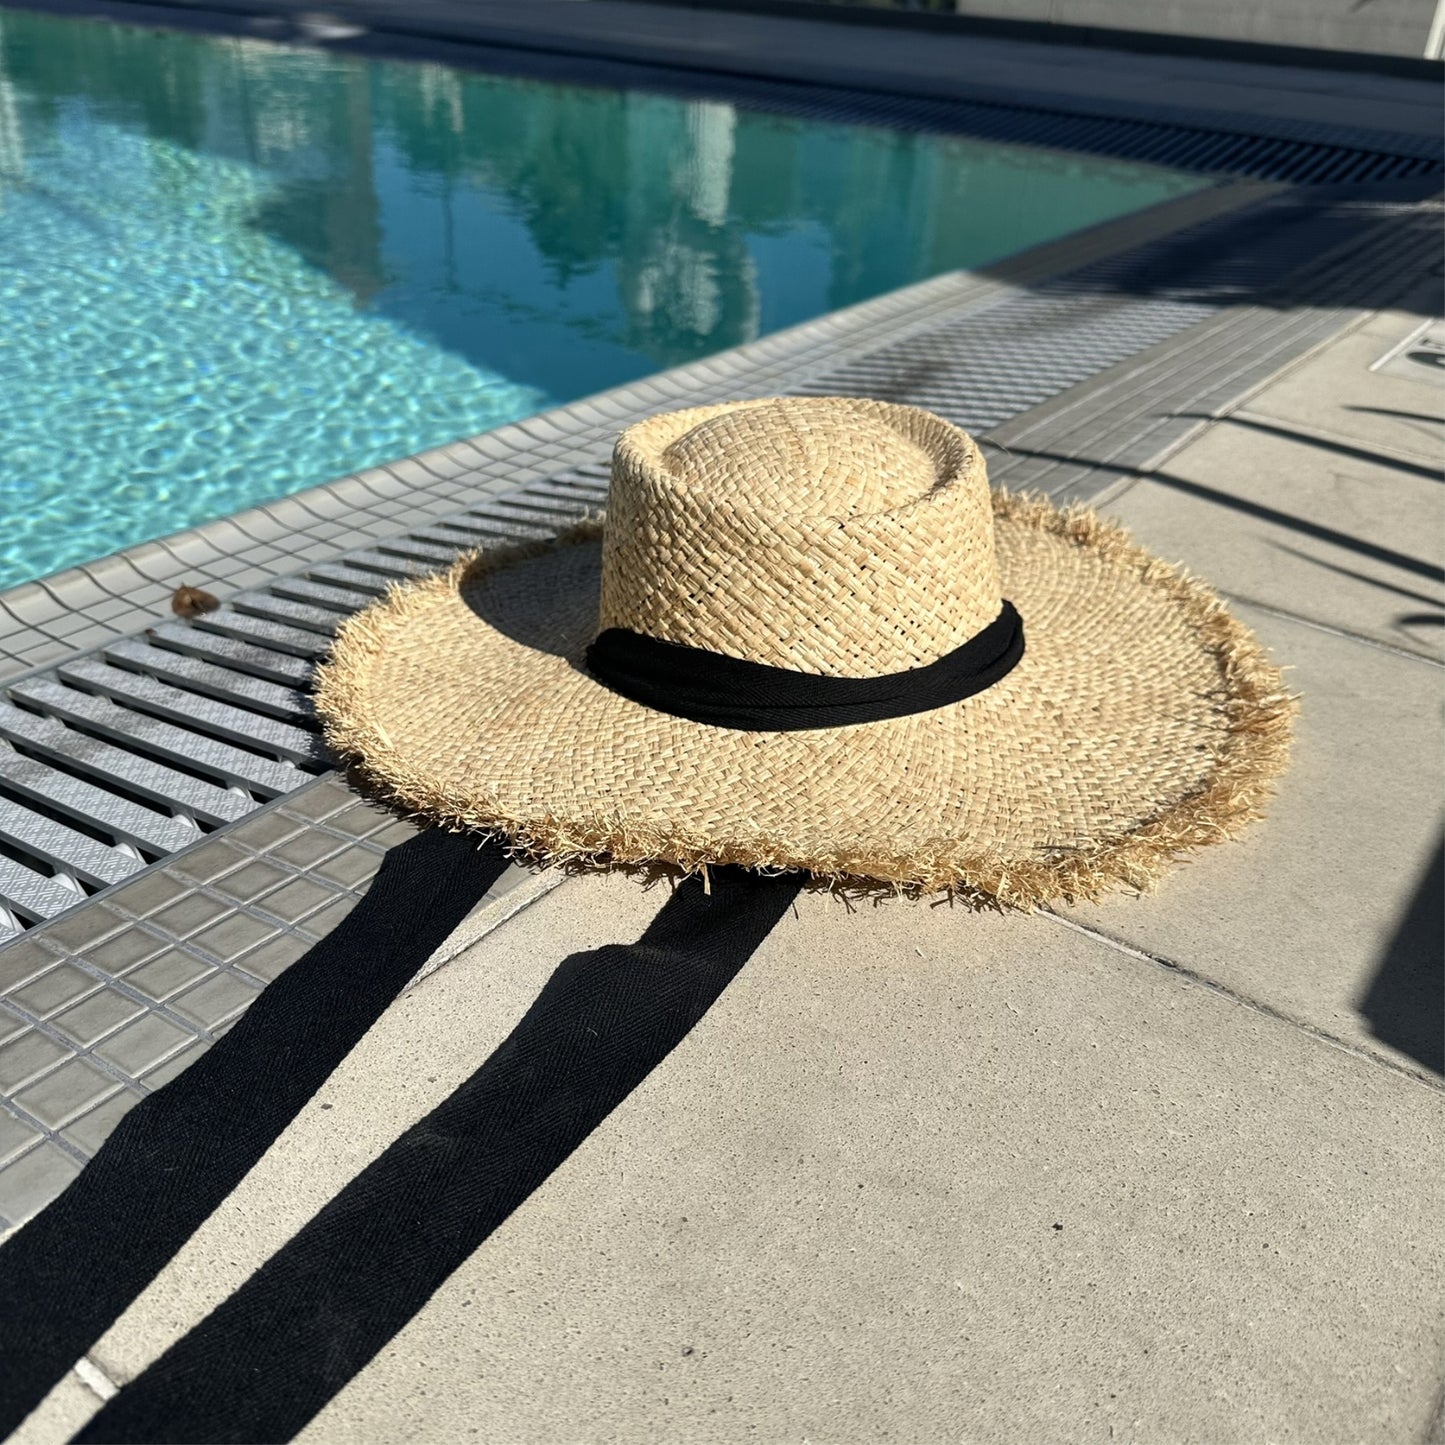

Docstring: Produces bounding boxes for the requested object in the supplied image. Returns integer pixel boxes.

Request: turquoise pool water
[0,9,1208,591]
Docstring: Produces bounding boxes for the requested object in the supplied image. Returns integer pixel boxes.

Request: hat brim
[314,491,1294,906]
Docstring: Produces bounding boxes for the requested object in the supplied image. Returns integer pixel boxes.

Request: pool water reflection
[0,8,1208,588]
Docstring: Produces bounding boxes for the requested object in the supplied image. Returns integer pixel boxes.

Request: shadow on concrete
[1177,413,1444,482]
[1268,545,1443,647]
[1346,406,1445,428]
[993,444,1445,585]
[1269,543,1445,610]
[1359,836,1445,1078]
[0,828,512,1439]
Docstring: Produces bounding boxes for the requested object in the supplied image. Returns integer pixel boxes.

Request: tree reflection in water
[0,10,1208,587]
[0,9,1205,401]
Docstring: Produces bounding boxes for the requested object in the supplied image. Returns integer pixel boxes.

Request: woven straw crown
[314,395,1295,903]
[600,397,1003,675]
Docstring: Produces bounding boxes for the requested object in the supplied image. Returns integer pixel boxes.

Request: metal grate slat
[8,680,307,797]
[502,501,598,526]
[267,577,374,613]
[415,521,500,542]
[0,744,198,855]
[0,853,81,924]
[371,537,469,566]
[298,563,394,596]
[315,551,445,582]
[140,623,315,687]
[53,659,322,768]
[228,593,342,637]
[0,798,143,890]
[408,522,544,547]
[99,639,313,724]
[478,494,594,522]
[0,700,252,827]
[185,612,329,661]
[511,480,608,508]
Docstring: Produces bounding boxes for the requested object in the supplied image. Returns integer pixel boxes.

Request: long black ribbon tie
[585,599,1025,731]
[69,866,802,1445]
[0,827,510,1441]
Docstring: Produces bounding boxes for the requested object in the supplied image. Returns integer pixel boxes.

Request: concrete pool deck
[8,264,1443,1440]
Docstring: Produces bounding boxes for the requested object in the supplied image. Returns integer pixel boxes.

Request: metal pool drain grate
[0,468,611,939]
[652,65,1444,185]
[794,189,1443,432]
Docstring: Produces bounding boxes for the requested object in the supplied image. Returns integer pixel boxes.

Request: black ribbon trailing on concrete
[0,828,509,1440]
[70,866,802,1444]
[585,600,1025,731]
[0,821,801,1443]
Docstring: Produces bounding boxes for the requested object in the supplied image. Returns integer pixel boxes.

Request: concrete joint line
[403,867,570,995]
[1038,909,1445,1094]
[1219,594,1445,667]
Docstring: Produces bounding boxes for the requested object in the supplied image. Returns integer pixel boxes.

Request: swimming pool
[0,8,1209,591]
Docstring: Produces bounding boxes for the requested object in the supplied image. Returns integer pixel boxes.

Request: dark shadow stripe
[1141,469,1445,583]
[995,443,1445,584]
[1360,836,1445,1078]
[0,827,507,1439]
[1268,544,1445,608]
[73,867,803,1444]
[1182,412,1445,483]
[1344,405,1445,428]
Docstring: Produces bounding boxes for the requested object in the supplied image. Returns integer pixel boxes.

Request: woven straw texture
[315,398,1294,906]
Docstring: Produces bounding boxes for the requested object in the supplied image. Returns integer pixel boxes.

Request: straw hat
[314,397,1294,905]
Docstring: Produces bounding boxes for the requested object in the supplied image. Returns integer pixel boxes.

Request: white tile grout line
[1036,910,1445,1095]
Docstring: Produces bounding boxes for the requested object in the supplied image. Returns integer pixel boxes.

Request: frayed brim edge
[313,492,1297,910]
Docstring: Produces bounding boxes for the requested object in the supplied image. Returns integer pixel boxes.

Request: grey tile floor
[0,776,411,1229]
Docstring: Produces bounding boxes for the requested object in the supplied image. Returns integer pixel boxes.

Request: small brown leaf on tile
[171,585,221,617]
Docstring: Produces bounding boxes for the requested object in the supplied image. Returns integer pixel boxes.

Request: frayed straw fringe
[314,493,1296,909]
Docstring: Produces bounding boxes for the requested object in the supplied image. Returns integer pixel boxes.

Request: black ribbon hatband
[584,600,1024,732]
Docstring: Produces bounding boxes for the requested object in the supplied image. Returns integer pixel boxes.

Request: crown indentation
[661,400,938,519]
